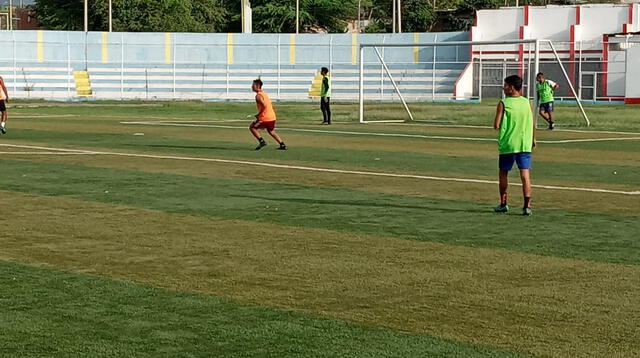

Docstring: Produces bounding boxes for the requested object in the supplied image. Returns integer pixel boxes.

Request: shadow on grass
[232,194,486,214]
[124,144,240,151]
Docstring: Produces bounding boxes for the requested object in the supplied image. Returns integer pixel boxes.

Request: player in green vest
[493,75,536,216]
[535,72,559,130]
[320,67,331,125]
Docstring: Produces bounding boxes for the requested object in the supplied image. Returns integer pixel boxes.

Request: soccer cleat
[493,204,509,213]
[277,144,287,150]
[255,141,267,150]
[548,121,555,130]
[0,124,5,134]
[522,207,533,216]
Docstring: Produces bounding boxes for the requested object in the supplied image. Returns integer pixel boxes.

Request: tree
[363,0,435,33]
[441,0,499,31]
[248,0,358,33]
[33,0,84,30]
[34,0,228,32]
[401,0,435,32]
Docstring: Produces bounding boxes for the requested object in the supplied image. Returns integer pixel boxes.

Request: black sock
[524,197,531,208]
[258,138,266,144]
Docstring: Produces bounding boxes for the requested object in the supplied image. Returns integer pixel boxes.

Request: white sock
[1,122,4,128]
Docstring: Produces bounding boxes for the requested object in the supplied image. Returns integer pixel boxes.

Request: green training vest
[321,75,331,98]
[498,96,534,154]
[536,80,554,104]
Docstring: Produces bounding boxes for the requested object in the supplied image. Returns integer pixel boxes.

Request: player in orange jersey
[249,79,286,150]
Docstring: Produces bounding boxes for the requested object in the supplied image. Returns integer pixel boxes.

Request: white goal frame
[358,39,590,126]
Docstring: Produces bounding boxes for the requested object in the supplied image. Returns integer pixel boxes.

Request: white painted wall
[635,3,640,32]
[529,6,574,42]
[476,4,631,53]
[475,8,523,41]
[473,8,523,59]
[580,5,628,50]
[608,50,626,97]
[454,63,473,100]
[625,45,640,99]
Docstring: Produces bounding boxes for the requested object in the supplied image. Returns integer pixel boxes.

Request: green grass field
[1,100,639,357]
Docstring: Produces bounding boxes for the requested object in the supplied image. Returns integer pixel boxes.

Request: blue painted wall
[0,30,469,69]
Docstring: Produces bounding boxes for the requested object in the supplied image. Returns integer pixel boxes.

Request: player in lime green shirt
[493,75,536,216]
[536,72,559,130]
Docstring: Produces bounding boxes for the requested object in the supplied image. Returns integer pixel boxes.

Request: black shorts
[0,100,5,112]
[539,102,553,112]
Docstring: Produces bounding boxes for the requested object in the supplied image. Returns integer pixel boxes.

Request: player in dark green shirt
[320,67,331,125]
[493,75,536,216]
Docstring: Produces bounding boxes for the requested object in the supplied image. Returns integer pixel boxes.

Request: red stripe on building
[576,6,581,25]
[602,35,609,98]
[625,98,640,104]
[629,3,634,24]
[524,6,530,26]
[569,25,576,91]
[518,26,525,76]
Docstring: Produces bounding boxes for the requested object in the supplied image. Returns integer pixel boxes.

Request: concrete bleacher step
[73,71,93,97]
[82,64,462,100]
[308,72,323,98]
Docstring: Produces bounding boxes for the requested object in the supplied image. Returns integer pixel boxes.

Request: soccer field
[1,100,639,357]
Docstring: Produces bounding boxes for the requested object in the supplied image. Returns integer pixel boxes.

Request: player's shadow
[231,195,475,213]
[124,144,237,151]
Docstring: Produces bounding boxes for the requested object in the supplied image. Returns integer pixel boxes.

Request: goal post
[358,39,591,127]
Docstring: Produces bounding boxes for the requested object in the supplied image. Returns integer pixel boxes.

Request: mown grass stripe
[11,100,640,132]
[1,260,531,358]
[13,116,640,170]
[2,192,638,358]
[5,129,640,187]
[121,120,640,144]
[1,159,638,265]
[3,142,638,196]
[3,146,635,216]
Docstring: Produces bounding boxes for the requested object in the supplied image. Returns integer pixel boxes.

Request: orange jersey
[256,90,276,122]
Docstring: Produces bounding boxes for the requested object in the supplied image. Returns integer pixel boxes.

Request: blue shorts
[499,152,532,171]
[539,102,553,112]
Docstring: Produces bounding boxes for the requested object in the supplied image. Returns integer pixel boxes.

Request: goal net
[358,39,590,128]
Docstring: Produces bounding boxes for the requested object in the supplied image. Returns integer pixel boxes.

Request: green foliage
[440,0,500,31]
[250,0,358,33]
[363,20,389,33]
[34,0,228,32]
[33,0,84,30]
[401,0,435,32]
[31,0,537,33]
[362,0,435,33]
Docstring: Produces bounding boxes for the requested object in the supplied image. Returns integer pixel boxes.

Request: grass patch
[2,193,639,358]
[2,100,639,357]
[2,260,531,358]
[1,159,639,265]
